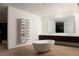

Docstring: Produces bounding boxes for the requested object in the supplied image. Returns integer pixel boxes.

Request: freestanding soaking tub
[33,40,55,53]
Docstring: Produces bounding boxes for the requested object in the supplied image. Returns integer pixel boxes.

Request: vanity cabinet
[39,35,79,43]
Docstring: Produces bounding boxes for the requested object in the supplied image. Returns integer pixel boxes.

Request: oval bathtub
[33,40,55,53]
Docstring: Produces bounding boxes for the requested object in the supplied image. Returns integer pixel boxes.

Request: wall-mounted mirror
[42,15,75,34]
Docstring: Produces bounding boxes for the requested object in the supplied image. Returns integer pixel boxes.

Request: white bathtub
[33,40,55,53]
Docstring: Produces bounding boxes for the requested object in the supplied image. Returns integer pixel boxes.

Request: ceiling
[0,3,79,16]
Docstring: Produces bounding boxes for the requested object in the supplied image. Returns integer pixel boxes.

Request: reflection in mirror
[42,15,75,34]
[56,22,64,33]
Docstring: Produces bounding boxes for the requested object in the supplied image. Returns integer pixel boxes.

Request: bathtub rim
[32,40,55,44]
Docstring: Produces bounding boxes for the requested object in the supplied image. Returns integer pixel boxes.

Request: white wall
[8,6,42,49]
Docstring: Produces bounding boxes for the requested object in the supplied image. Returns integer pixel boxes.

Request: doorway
[0,23,7,49]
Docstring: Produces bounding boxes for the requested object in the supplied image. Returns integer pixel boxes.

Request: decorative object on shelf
[17,18,30,44]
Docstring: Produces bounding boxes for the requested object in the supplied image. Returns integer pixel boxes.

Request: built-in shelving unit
[17,18,30,44]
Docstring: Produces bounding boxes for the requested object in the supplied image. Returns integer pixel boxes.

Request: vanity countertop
[40,33,79,37]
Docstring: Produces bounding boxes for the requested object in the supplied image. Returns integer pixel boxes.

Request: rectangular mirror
[42,15,75,34]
